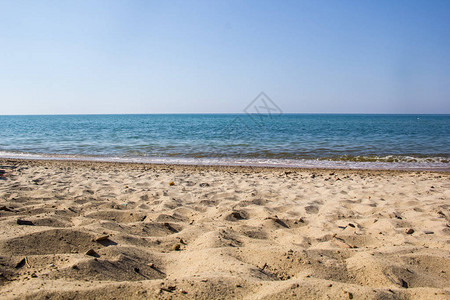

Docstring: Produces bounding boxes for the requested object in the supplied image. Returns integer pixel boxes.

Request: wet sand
[0,159,449,299]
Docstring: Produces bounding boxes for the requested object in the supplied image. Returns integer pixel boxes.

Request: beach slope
[0,159,449,299]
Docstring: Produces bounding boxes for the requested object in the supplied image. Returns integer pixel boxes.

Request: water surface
[1,114,449,170]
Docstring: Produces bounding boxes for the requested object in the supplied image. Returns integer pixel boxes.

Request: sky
[0,0,449,115]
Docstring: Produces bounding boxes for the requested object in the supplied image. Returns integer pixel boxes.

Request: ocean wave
[0,150,449,171]
[323,155,449,164]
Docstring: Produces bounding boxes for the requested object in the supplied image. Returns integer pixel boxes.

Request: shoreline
[1,157,449,174]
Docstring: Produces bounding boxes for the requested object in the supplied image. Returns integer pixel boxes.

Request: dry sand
[0,159,449,299]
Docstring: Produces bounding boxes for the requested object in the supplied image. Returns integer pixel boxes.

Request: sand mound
[48,247,165,282]
[1,229,100,255]
[86,210,147,223]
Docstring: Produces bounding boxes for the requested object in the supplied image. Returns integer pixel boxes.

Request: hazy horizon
[1,112,450,116]
[1,0,450,115]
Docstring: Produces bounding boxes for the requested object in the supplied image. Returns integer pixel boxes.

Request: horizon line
[1,112,450,116]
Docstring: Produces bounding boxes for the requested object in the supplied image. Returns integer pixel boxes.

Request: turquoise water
[0,114,449,170]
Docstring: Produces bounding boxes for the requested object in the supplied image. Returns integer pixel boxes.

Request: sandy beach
[0,159,448,299]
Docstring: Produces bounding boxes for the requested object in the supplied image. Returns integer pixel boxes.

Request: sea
[0,114,449,171]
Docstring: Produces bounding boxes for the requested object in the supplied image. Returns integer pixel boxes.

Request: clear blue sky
[1,0,449,114]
